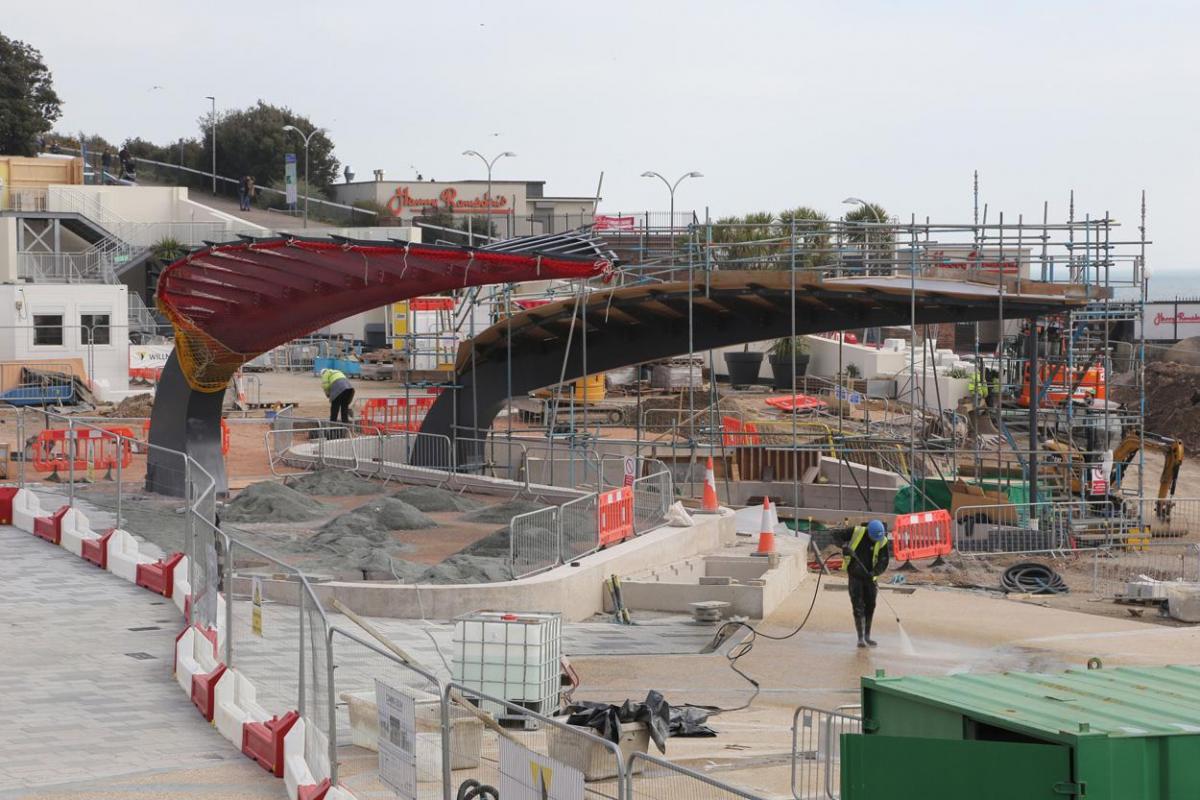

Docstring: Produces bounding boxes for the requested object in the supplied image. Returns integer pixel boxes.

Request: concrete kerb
[259,509,737,620]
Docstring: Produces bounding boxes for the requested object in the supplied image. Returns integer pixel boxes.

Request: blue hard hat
[867,520,886,541]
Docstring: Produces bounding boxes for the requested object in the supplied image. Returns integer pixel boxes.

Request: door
[841,734,1076,800]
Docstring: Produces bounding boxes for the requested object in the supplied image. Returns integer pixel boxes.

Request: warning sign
[251,577,263,637]
[499,738,583,800]
[376,680,417,799]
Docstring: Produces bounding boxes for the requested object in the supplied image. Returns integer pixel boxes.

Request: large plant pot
[769,354,810,389]
[724,351,764,388]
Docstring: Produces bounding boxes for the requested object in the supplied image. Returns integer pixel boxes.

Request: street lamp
[641,170,703,259]
[462,150,515,239]
[843,196,884,275]
[204,96,216,193]
[283,124,323,228]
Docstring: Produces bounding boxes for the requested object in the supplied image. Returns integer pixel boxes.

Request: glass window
[81,313,111,345]
[33,314,63,346]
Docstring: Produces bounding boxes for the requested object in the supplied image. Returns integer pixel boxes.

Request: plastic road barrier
[243,710,300,777]
[33,505,71,545]
[0,486,16,524]
[359,396,436,434]
[31,427,134,475]
[598,485,635,547]
[893,509,952,565]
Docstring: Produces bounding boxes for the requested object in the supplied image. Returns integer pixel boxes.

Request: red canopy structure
[156,237,610,392]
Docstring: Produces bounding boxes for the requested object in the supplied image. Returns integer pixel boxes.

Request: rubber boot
[864,615,878,647]
[854,615,867,648]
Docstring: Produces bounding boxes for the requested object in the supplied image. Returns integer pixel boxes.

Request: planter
[724,351,764,387]
[769,354,810,389]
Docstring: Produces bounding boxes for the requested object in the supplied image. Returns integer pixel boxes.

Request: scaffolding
[448,194,1151,540]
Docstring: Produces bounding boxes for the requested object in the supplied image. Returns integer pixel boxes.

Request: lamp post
[283,124,322,228]
[843,196,884,275]
[641,170,703,260]
[204,96,216,193]
[462,150,515,240]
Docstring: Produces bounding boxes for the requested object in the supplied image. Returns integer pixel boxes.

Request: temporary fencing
[891,509,952,566]
[510,470,674,578]
[598,486,635,547]
[446,681,628,800]
[1090,542,1200,598]
[953,500,1103,554]
[628,751,765,800]
[511,506,562,579]
[30,426,133,478]
[327,627,450,798]
[360,396,436,434]
[721,416,761,446]
[141,418,230,455]
[790,705,862,800]
[632,470,673,534]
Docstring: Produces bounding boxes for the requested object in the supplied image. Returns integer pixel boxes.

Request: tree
[779,206,832,269]
[843,203,892,275]
[0,34,62,155]
[199,101,338,193]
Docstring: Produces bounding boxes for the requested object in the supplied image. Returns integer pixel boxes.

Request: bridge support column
[145,352,228,498]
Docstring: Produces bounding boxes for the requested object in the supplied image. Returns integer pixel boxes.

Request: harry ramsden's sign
[387,186,508,215]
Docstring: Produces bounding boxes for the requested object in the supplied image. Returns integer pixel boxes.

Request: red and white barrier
[214,668,274,746]
[284,716,328,800]
[33,505,71,545]
[60,508,97,557]
[172,556,191,615]
[174,625,218,695]
[12,489,39,532]
[107,529,155,582]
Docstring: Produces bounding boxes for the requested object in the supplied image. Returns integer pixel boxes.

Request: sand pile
[463,498,548,525]
[1164,337,1200,367]
[302,512,408,577]
[286,469,381,496]
[1137,361,1200,449]
[223,481,331,523]
[113,393,154,417]
[353,497,437,530]
[393,485,482,513]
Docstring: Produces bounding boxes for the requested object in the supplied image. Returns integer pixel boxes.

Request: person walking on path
[320,368,355,424]
[834,519,890,648]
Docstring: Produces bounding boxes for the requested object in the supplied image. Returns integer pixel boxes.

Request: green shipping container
[842,665,1200,800]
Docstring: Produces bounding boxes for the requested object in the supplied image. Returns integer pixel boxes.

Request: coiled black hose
[1001,562,1068,594]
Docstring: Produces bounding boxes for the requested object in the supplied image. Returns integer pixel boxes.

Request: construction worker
[967,368,988,404]
[320,368,355,423]
[835,519,890,648]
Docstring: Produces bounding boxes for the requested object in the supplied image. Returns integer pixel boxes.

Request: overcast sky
[4,1,1196,272]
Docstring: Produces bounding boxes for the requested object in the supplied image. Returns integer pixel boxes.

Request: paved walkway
[0,526,279,799]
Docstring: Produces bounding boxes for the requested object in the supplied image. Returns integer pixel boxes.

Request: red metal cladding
[157,239,609,356]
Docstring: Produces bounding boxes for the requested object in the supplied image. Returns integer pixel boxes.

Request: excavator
[1041,429,1184,522]
[1110,431,1185,522]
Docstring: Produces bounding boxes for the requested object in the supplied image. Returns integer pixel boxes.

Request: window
[81,313,111,345]
[32,314,63,346]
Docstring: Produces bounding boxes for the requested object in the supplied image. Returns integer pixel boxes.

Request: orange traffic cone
[700,456,720,513]
[753,496,776,556]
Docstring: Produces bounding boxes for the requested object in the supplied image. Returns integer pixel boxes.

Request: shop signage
[387,186,508,216]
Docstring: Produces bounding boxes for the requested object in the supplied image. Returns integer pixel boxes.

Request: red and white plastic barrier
[33,505,71,545]
[172,556,191,615]
[892,509,953,567]
[60,508,98,557]
[106,529,156,582]
[82,528,116,569]
[214,668,274,746]
[12,489,40,532]
[598,485,635,547]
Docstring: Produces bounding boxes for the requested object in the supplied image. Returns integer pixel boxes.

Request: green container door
[841,735,1078,800]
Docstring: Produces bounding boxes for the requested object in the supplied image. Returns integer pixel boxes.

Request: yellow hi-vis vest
[321,369,347,395]
[842,525,888,572]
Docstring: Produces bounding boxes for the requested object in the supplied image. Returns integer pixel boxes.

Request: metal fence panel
[560,492,600,564]
[633,470,673,534]
[328,627,450,799]
[953,500,1120,554]
[629,751,765,800]
[1091,542,1200,598]
[301,583,334,783]
[510,506,561,579]
[791,706,861,800]
[447,682,626,800]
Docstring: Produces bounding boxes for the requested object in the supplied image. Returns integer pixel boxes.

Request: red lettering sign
[1154,311,1200,326]
[594,215,637,231]
[386,186,508,216]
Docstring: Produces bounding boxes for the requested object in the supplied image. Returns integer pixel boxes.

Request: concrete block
[699,576,732,586]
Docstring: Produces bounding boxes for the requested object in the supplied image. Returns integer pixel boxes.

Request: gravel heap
[223,481,331,523]
[286,469,381,496]
[392,485,483,513]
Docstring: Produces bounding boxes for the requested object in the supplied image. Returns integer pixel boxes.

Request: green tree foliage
[200,101,338,193]
[842,202,891,274]
[0,34,62,155]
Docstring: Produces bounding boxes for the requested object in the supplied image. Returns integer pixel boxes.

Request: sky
[4,1,1197,271]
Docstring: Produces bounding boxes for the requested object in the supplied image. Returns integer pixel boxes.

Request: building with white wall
[0,283,131,401]
[332,178,597,238]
